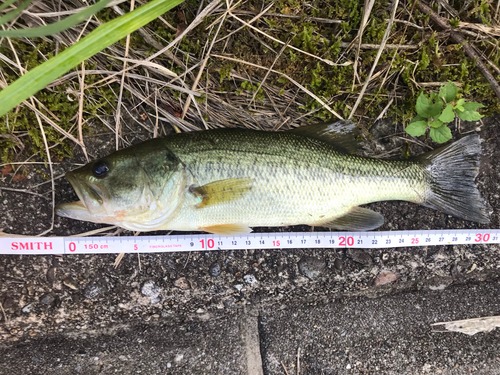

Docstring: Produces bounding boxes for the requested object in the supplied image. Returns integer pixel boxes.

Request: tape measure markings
[0,229,499,255]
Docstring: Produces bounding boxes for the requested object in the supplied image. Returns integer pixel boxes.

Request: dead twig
[112,4,186,69]
[297,347,301,375]
[215,2,274,44]
[390,18,425,30]
[249,41,289,107]
[0,187,50,200]
[229,13,351,67]
[349,0,400,118]
[0,302,7,322]
[352,0,377,87]
[374,98,394,122]
[457,21,500,37]
[281,361,290,375]
[181,0,227,121]
[5,34,56,236]
[69,226,118,237]
[114,253,125,268]
[432,315,500,335]
[339,42,418,50]
[77,62,90,162]
[33,100,55,236]
[114,0,135,150]
[0,81,84,147]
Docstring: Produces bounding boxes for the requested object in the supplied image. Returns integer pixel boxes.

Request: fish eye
[92,161,109,178]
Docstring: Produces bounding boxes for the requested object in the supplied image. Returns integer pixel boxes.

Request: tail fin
[417,135,489,224]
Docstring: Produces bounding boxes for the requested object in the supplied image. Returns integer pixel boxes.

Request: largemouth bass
[56,122,489,234]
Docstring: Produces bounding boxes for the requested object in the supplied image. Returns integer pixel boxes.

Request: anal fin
[319,207,384,231]
[190,178,253,208]
[200,224,252,235]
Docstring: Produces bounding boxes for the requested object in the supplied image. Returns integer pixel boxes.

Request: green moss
[218,63,233,83]
[237,81,265,101]
[0,139,15,162]
[449,17,460,27]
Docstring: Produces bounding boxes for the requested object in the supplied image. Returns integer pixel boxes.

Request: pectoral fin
[319,207,384,231]
[190,178,253,208]
[200,224,253,235]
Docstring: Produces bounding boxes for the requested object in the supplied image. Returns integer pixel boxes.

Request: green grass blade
[0,0,114,37]
[0,0,185,117]
[0,0,19,13]
[0,0,32,26]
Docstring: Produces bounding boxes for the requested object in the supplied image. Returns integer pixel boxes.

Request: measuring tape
[0,229,499,255]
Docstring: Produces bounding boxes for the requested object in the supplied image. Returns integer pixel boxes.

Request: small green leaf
[405,120,427,137]
[429,125,452,144]
[416,92,431,118]
[457,110,484,122]
[454,98,466,112]
[439,82,458,103]
[429,119,443,128]
[463,102,484,111]
[449,17,460,27]
[410,115,426,123]
[416,92,443,118]
[439,104,455,123]
[429,102,443,118]
[456,102,485,121]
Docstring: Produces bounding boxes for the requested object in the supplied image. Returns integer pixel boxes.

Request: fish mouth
[55,200,88,218]
[55,173,104,219]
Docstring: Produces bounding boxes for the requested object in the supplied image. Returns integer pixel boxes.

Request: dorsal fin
[288,119,361,153]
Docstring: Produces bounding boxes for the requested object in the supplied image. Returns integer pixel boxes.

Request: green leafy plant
[405,82,485,143]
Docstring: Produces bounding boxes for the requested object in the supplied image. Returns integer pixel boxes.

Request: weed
[405,82,484,143]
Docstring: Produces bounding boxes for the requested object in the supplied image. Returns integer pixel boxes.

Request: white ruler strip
[0,229,499,255]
